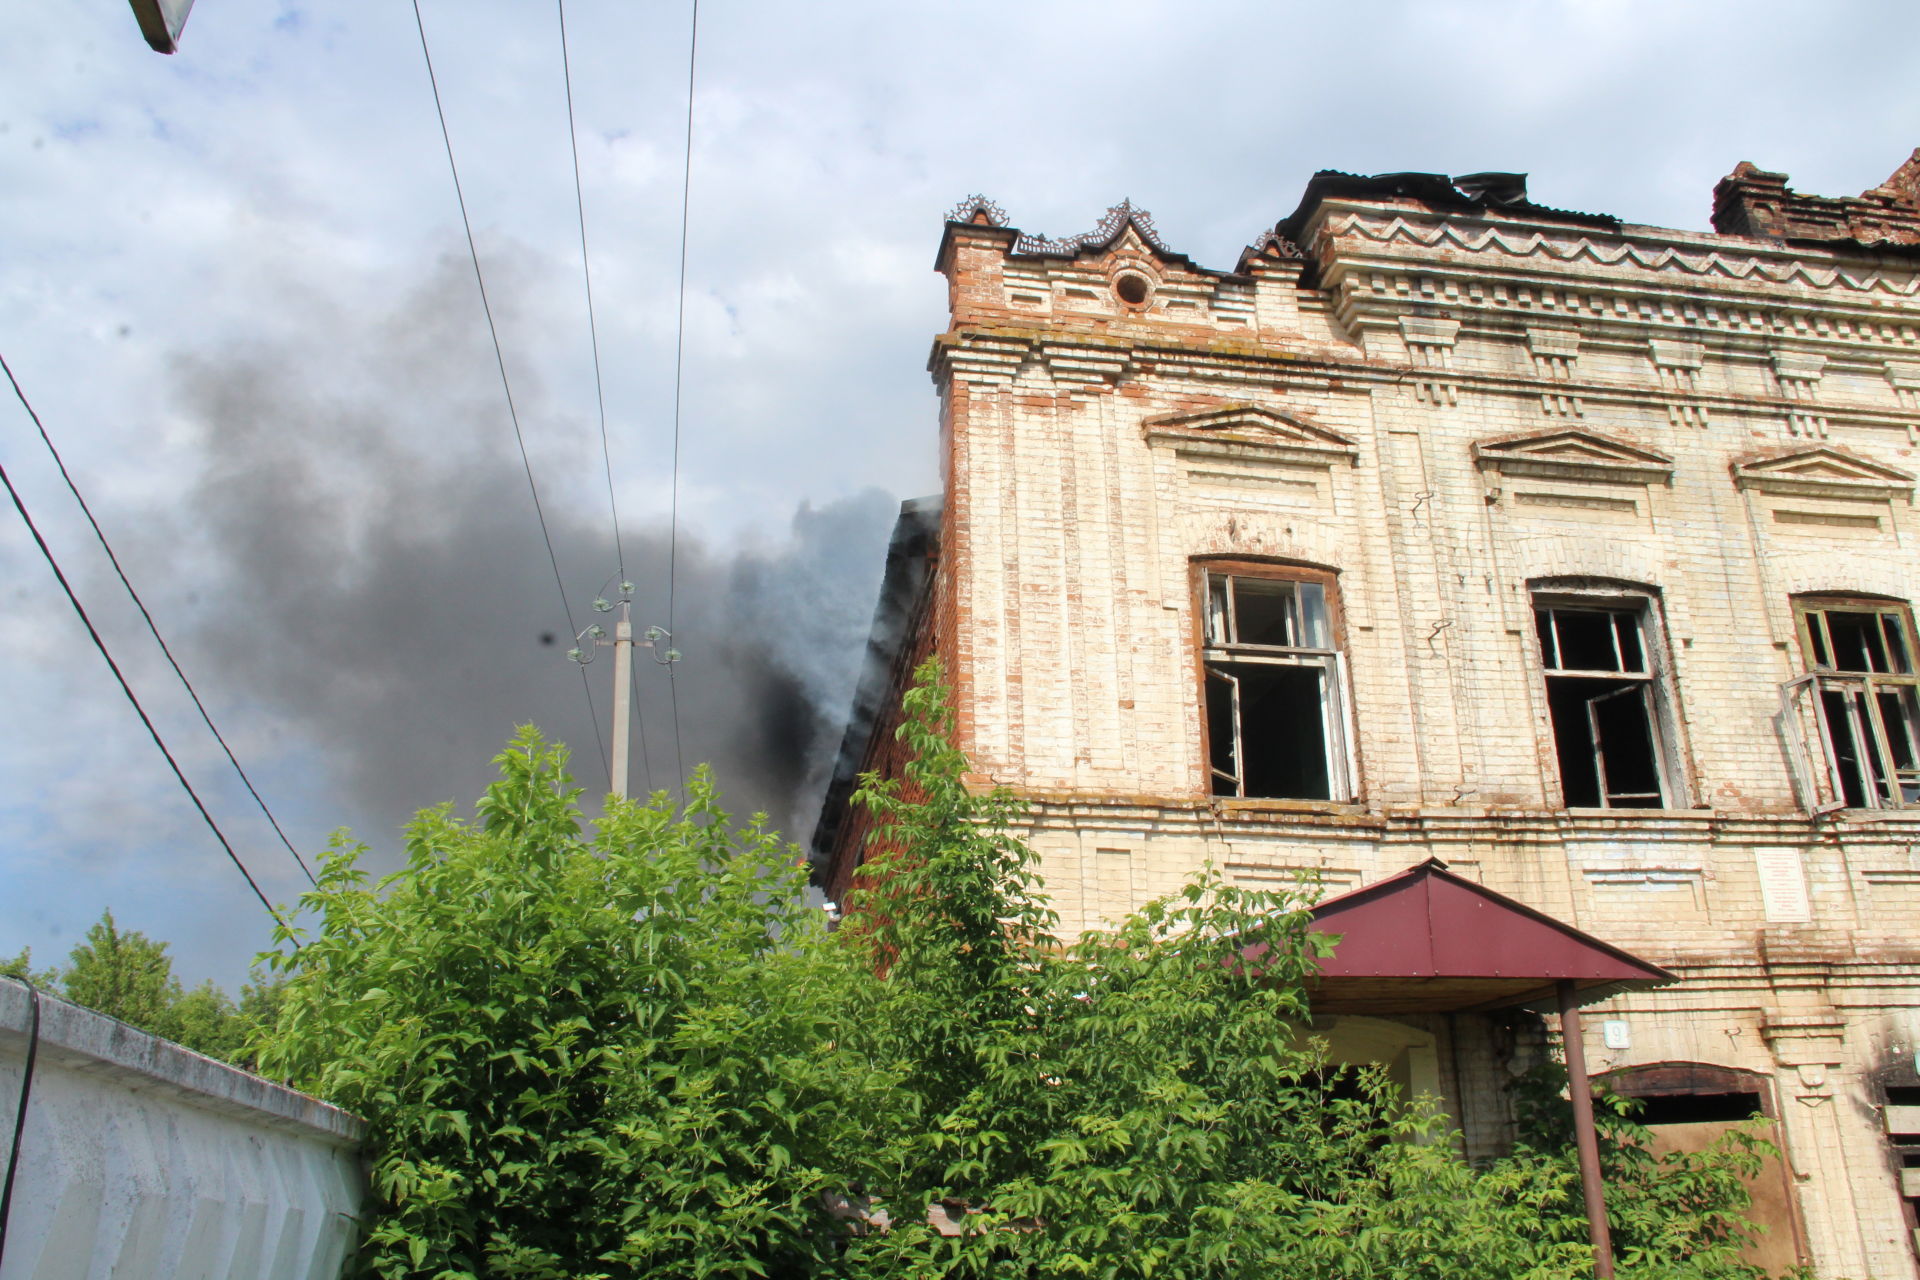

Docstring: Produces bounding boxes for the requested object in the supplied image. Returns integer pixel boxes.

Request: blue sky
[4,0,1918,990]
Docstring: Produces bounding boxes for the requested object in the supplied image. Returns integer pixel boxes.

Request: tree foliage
[250,661,1780,1279]
[256,728,892,1280]
[3,910,278,1067]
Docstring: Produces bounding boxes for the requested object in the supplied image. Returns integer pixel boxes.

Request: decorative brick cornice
[929,328,1920,439]
[1327,209,1920,298]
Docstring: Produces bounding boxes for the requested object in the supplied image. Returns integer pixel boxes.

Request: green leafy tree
[254,727,896,1280]
[0,946,59,987]
[172,979,244,1061]
[62,909,184,1033]
[5,911,282,1067]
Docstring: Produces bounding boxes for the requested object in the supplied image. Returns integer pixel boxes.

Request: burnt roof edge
[1273,169,1622,247]
[807,494,942,885]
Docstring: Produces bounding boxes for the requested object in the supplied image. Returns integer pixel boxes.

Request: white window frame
[1531,585,1687,810]
[1782,597,1920,811]
[1199,565,1356,803]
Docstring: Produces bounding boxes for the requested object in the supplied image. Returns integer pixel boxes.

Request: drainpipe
[1558,980,1615,1278]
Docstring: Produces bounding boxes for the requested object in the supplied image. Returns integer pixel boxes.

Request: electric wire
[0,352,315,886]
[557,0,653,796]
[409,0,611,784]
[0,456,290,932]
[555,0,626,585]
[664,0,700,795]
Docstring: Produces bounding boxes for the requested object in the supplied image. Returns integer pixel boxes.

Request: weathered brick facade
[818,157,1920,1277]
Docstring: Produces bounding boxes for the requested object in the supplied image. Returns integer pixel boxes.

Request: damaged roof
[1271,168,1622,244]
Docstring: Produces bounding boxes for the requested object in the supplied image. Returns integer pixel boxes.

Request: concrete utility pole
[569,583,675,800]
[609,600,633,799]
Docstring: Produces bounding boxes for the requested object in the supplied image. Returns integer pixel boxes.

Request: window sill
[1213,797,1366,817]
[1815,806,1920,823]
[1560,807,1716,820]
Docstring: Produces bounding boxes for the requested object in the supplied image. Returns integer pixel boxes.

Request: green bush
[257,730,893,1279]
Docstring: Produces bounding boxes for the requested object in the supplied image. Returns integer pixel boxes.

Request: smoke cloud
[155,250,897,861]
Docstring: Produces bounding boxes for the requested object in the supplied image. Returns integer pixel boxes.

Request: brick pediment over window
[1143,403,1358,468]
[1731,446,1916,501]
[1473,429,1674,486]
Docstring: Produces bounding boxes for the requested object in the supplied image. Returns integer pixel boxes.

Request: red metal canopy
[1302,859,1675,1015]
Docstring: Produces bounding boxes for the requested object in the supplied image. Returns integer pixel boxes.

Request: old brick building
[815,153,1920,1277]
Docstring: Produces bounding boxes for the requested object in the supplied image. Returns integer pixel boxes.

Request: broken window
[1882,1086,1920,1264]
[1599,1064,1805,1272]
[1533,593,1677,808]
[1784,598,1920,809]
[1200,567,1352,801]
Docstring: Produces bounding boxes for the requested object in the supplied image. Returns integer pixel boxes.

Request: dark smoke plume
[150,251,895,861]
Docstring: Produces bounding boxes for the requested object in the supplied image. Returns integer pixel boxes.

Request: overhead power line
[556,0,652,793]
[409,0,611,785]
[555,0,626,584]
[1,352,315,886]
[0,454,289,932]
[664,0,701,794]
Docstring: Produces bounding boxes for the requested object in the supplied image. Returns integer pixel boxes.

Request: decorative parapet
[1713,151,1920,248]
[1011,199,1172,258]
[945,194,1009,228]
[1331,209,1920,298]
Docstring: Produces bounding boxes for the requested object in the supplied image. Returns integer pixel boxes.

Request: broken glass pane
[1206,574,1232,646]
[1231,577,1298,648]
[1535,610,1559,669]
[1546,675,1663,808]
[1206,667,1239,795]
[1296,582,1330,649]
[1228,662,1331,800]
[1550,608,1624,672]
[1883,615,1913,675]
[1826,611,1891,673]
[1613,612,1645,673]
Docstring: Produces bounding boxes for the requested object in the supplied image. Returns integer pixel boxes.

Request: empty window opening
[1631,1091,1762,1125]
[1788,599,1920,809]
[1202,569,1350,801]
[1883,1087,1920,1263]
[1535,602,1672,808]
[1602,1065,1806,1269]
